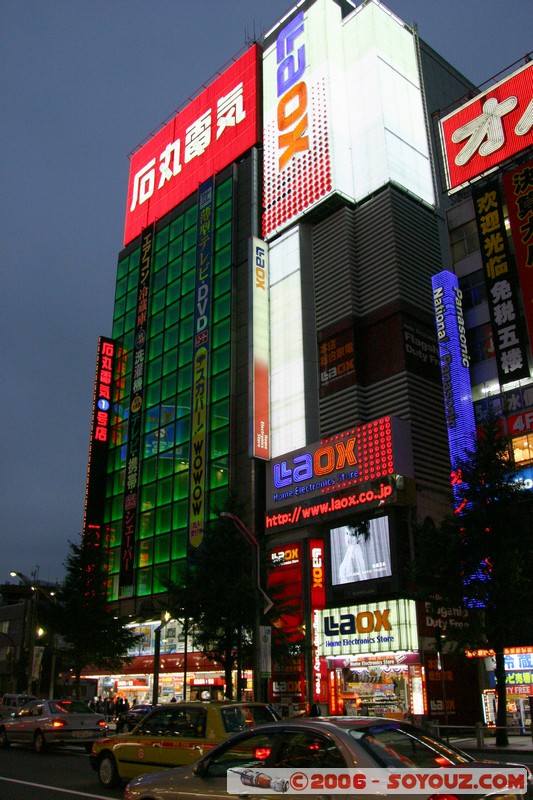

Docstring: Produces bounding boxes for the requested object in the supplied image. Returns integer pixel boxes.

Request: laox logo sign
[276,11,309,170]
[274,438,357,489]
[310,539,326,610]
[324,610,391,636]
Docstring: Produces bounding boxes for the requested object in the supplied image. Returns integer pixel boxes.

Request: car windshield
[221,705,278,733]
[139,706,207,737]
[350,724,472,768]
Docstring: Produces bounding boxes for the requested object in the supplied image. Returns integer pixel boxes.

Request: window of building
[466,323,495,365]
[449,219,480,263]
[512,433,533,466]
[459,269,487,311]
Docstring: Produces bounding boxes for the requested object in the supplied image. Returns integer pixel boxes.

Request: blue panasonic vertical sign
[432,270,476,509]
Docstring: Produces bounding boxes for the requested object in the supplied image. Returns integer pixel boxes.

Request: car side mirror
[193,760,208,777]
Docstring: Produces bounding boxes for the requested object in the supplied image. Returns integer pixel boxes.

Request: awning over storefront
[82,652,218,676]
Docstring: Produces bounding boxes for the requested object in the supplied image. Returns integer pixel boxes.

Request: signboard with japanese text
[120,226,154,592]
[188,179,214,555]
[504,160,533,358]
[472,179,530,384]
[318,324,356,398]
[124,46,260,245]
[83,336,116,567]
[440,61,533,193]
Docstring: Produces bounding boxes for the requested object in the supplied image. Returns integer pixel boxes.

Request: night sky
[2,0,531,584]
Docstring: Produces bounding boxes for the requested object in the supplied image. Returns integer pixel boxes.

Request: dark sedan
[115,704,153,733]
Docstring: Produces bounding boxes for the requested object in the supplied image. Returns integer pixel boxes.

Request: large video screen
[330,516,392,586]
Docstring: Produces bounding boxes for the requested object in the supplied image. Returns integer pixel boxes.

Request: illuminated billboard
[472,181,530,384]
[188,180,215,554]
[251,237,271,460]
[315,599,419,657]
[83,336,116,536]
[124,46,260,245]
[262,0,434,238]
[504,159,533,359]
[431,270,476,504]
[440,61,533,193]
[330,516,392,586]
[266,416,413,509]
[120,226,154,592]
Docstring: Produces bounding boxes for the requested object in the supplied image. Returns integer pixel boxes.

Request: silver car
[123,716,532,800]
[0,698,108,753]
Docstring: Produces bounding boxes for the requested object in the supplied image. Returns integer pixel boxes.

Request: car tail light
[51,719,66,729]
[98,720,107,729]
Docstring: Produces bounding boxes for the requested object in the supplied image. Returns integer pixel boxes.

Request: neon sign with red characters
[124,46,260,245]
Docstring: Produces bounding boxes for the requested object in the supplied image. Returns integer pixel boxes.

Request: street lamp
[152,611,171,706]
[219,512,273,702]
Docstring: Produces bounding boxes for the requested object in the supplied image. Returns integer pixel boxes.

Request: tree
[165,515,258,700]
[39,539,139,699]
[412,415,533,745]
[164,511,303,701]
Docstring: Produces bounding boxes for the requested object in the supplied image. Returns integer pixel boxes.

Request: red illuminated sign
[309,539,326,610]
[440,61,533,192]
[124,46,260,245]
[93,339,115,443]
[266,416,413,510]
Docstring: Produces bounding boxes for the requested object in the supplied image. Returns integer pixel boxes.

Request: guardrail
[424,721,533,747]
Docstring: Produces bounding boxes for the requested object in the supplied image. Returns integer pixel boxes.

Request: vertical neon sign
[188,179,214,554]
[251,237,271,459]
[432,270,476,509]
[83,336,116,557]
[120,225,154,591]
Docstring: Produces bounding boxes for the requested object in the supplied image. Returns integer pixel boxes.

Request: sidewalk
[451,734,533,755]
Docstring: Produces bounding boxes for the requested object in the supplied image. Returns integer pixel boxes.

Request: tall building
[82,0,495,718]
[435,57,533,729]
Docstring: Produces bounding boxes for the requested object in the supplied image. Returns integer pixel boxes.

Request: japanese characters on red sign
[93,339,115,443]
[124,46,259,245]
[440,61,532,192]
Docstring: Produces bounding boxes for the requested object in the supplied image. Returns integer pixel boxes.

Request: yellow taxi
[89,701,280,788]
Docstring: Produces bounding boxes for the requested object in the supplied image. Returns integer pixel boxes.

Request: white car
[0,698,108,753]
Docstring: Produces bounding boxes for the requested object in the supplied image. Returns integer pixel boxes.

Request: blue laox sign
[274,436,357,489]
[266,417,413,509]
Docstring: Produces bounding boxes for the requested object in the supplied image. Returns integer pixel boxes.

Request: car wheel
[98,753,120,788]
[33,730,47,753]
[0,727,10,748]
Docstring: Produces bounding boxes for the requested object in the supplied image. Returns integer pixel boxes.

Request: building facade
[436,58,533,731]
[82,0,515,720]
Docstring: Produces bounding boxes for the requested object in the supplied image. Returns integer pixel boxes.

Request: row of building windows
[103,177,234,600]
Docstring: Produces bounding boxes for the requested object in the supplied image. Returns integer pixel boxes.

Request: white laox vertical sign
[251,237,271,460]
